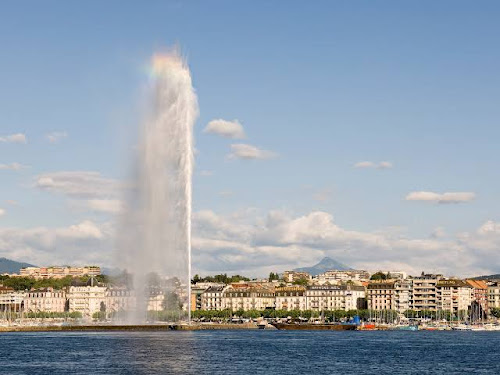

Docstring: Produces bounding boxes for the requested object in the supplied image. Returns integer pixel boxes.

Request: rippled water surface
[1,330,499,374]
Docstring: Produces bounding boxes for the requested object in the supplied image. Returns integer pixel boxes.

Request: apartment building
[275,286,306,311]
[305,284,365,311]
[223,287,275,311]
[488,283,500,309]
[24,288,66,313]
[412,274,442,311]
[436,279,472,314]
[315,270,370,284]
[19,266,101,279]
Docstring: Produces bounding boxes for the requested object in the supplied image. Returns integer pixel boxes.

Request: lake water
[1,330,499,374]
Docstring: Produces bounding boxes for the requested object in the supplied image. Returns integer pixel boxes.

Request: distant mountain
[294,257,352,276]
[471,274,500,280]
[0,257,36,274]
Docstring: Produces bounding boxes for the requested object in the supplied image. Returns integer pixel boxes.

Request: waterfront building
[0,287,24,313]
[411,274,442,311]
[105,288,135,316]
[367,281,396,311]
[19,266,101,279]
[436,279,472,314]
[283,271,311,283]
[201,286,226,310]
[394,279,412,312]
[488,282,500,309]
[466,279,489,313]
[305,284,365,311]
[275,286,306,311]
[24,288,66,313]
[223,287,275,311]
[67,278,106,318]
[190,286,207,311]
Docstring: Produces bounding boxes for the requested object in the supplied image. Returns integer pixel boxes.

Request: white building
[201,286,226,310]
[275,286,307,311]
[223,287,275,311]
[67,279,106,318]
[24,288,66,313]
[306,285,365,311]
[436,279,472,314]
[488,283,500,309]
[315,270,370,284]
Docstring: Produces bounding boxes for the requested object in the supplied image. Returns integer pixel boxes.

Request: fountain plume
[118,49,198,323]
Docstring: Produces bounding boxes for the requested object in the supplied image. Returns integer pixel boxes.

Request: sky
[1,1,500,277]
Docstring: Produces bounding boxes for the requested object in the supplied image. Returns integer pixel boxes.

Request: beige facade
[315,270,370,284]
[488,283,500,308]
[306,285,365,311]
[412,274,441,311]
[201,286,226,310]
[436,279,472,314]
[67,284,107,318]
[275,287,306,311]
[223,287,275,311]
[24,288,66,313]
[19,266,101,279]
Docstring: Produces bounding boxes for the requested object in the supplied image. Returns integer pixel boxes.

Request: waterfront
[1,331,500,374]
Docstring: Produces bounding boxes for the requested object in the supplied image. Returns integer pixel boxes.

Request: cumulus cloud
[0,133,27,144]
[406,191,476,204]
[190,209,500,277]
[46,131,68,144]
[354,161,393,169]
[0,163,29,170]
[227,143,277,160]
[0,208,5,217]
[35,171,121,198]
[204,119,246,139]
[0,220,112,266]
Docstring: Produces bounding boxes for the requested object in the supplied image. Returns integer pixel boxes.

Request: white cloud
[46,131,68,144]
[0,208,5,217]
[199,170,213,177]
[0,133,27,144]
[204,119,246,139]
[228,143,277,160]
[35,171,121,198]
[0,163,28,170]
[86,199,124,214]
[354,161,393,169]
[406,191,476,204]
[191,209,500,277]
[0,220,112,266]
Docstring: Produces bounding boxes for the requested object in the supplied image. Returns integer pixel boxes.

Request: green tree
[370,272,387,281]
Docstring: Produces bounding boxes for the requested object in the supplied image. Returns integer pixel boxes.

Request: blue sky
[1,1,499,276]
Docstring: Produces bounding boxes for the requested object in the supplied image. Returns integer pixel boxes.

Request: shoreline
[0,323,259,332]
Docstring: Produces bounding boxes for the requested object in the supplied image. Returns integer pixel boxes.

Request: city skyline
[1,1,500,277]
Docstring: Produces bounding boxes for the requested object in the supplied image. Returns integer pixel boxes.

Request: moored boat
[272,323,357,331]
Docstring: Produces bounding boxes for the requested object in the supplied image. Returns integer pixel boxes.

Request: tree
[370,272,387,281]
[490,308,500,318]
[268,272,280,282]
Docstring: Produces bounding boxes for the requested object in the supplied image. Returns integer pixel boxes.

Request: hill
[294,257,352,276]
[471,274,500,280]
[0,257,36,274]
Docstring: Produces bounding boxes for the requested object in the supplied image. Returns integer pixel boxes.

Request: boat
[272,323,357,331]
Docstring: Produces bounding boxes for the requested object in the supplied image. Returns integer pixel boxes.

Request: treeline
[192,274,250,284]
[23,311,82,319]
[0,274,110,291]
[191,309,399,322]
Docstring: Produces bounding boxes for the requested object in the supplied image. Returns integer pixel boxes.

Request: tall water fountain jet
[118,49,198,323]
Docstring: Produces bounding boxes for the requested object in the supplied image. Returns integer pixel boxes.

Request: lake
[1,330,499,374]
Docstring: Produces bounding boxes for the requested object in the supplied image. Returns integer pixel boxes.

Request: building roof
[436,279,470,288]
[466,279,488,290]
